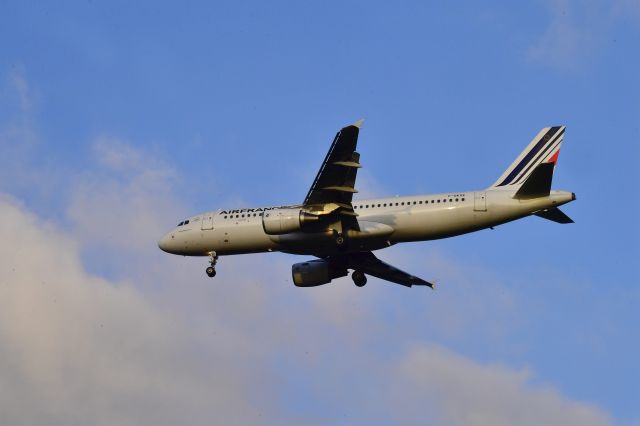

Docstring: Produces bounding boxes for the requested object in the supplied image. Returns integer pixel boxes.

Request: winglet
[353,118,365,128]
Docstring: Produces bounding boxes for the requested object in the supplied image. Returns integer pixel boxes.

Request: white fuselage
[158,189,575,258]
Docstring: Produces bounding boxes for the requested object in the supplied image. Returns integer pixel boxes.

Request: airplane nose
[158,233,173,253]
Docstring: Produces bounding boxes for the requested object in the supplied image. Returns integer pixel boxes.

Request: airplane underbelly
[271,221,394,256]
[189,222,278,255]
[389,207,491,242]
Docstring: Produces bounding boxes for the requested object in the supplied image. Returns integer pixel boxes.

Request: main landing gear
[352,270,367,287]
[206,251,218,278]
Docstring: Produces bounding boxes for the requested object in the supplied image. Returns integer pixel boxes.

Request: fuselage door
[201,213,214,230]
[474,192,487,212]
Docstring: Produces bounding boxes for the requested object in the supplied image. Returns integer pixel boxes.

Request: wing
[303,120,363,208]
[345,252,435,288]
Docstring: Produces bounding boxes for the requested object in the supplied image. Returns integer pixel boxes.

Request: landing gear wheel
[335,235,345,246]
[206,251,218,278]
[352,270,367,287]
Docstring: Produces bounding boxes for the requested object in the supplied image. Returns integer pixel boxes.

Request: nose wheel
[352,270,367,287]
[206,251,218,278]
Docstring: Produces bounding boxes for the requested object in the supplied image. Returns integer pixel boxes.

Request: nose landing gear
[206,251,218,278]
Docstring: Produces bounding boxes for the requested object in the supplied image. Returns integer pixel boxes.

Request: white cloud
[527,0,638,70]
[0,195,279,425]
[8,66,31,113]
[528,0,596,69]
[0,179,615,426]
[389,344,613,426]
[67,137,181,254]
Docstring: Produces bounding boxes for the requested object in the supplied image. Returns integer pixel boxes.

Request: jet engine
[262,208,320,235]
[291,259,347,287]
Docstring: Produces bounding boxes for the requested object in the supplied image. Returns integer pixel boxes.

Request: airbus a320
[159,121,575,288]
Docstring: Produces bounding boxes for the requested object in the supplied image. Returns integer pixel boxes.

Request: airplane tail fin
[513,162,554,199]
[491,126,565,189]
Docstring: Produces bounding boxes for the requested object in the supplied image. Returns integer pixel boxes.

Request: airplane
[158,121,575,288]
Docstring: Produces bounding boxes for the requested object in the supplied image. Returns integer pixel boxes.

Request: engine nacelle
[291,259,347,287]
[262,208,319,235]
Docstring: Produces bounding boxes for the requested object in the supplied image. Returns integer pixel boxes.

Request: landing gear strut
[352,270,367,287]
[206,251,218,278]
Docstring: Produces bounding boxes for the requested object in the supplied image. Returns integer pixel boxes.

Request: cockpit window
[177,221,184,226]
[184,220,189,225]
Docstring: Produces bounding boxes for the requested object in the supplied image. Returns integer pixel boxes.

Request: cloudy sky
[1,1,638,425]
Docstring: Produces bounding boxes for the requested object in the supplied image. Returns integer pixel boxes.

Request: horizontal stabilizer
[534,207,574,224]
[514,163,554,199]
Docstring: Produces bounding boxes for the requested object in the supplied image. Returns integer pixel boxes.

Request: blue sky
[1,1,638,425]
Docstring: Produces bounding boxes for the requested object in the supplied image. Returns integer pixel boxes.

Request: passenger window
[377,204,381,207]
[455,198,459,202]
[224,216,227,219]
[437,200,440,203]
[401,202,404,206]
[384,203,387,207]
[462,198,465,201]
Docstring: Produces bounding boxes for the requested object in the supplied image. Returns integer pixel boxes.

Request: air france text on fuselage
[219,206,290,215]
